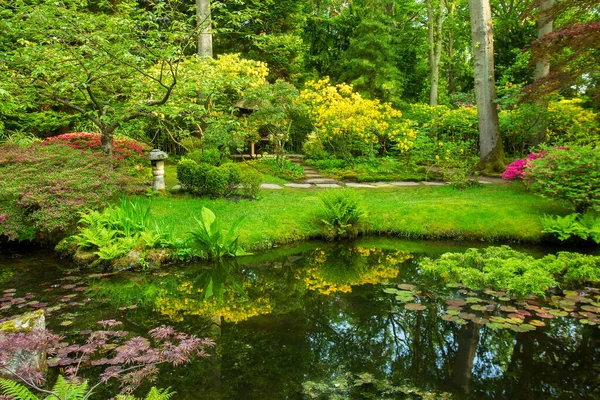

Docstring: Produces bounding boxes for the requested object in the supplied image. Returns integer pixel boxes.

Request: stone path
[171,155,504,191]
[254,154,504,190]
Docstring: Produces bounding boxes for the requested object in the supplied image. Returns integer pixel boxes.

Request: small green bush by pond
[177,159,259,198]
[319,189,365,238]
[421,246,600,298]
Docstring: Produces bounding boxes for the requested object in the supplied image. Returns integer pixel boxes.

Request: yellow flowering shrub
[547,98,600,145]
[300,78,416,160]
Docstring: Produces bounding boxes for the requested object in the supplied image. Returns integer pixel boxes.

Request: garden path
[256,155,503,189]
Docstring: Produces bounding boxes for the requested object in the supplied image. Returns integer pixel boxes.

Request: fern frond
[144,387,176,400]
[51,375,89,400]
[0,378,40,400]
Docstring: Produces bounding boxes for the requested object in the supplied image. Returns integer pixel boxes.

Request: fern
[115,387,175,400]
[0,378,40,400]
[49,375,88,400]
[540,213,586,241]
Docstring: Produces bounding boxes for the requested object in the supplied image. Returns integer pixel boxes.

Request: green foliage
[547,99,600,146]
[239,169,263,198]
[176,159,243,198]
[319,189,365,238]
[301,133,327,160]
[72,198,171,264]
[189,207,247,259]
[0,378,39,400]
[186,149,226,166]
[524,145,600,212]
[421,246,600,298]
[0,142,130,242]
[255,157,304,181]
[0,375,89,400]
[541,212,600,243]
[115,387,175,400]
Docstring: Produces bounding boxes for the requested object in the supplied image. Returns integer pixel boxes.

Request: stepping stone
[261,184,283,189]
[304,173,323,178]
[345,183,376,188]
[171,185,182,191]
[389,181,420,187]
[371,182,393,187]
[422,181,447,186]
[316,183,341,188]
[306,178,339,184]
[284,183,312,188]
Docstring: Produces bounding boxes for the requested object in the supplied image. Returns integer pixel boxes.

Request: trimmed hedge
[177,159,261,198]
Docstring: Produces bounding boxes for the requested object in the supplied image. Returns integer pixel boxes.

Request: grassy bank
[149,184,568,251]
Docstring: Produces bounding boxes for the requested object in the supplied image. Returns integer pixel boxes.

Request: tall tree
[427,0,446,105]
[468,0,507,173]
[197,0,213,57]
[531,0,554,145]
[0,0,193,156]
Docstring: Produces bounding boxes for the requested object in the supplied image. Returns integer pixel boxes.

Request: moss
[73,248,99,267]
[0,310,45,333]
[54,235,79,258]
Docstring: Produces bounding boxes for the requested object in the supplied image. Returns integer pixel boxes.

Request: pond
[0,239,598,399]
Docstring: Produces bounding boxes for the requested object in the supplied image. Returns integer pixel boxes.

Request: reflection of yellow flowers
[301,248,412,294]
[155,281,273,323]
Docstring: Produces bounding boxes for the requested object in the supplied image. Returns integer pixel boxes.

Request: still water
[0,239,598,399]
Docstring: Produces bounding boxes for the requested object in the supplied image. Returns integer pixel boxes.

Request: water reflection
[0,241,599,399]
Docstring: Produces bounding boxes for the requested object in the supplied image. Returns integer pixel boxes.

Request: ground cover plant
[419,246,600,298]
[0,142,137,242]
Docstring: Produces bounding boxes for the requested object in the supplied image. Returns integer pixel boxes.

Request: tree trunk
[531,0,554,146]
[446,0,457,97]
[100,125,114,157]
[427,0,445,106]
[197,0,213,58]
[451,323,481,394]
[468,0,506,174]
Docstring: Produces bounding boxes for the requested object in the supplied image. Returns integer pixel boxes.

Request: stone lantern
[147,149,168,191]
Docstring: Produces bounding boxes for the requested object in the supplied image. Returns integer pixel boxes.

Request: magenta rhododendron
[502,151,544,181]
[45,132,151,163]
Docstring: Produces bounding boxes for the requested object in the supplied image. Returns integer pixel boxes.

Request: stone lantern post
[147,149,168,191]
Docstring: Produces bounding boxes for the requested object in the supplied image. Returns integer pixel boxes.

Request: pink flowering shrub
[502,151,544,181]
[0,142,137,242]
[45,132,151,164]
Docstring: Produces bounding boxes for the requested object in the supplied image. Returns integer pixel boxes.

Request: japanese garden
[0,0,599,399]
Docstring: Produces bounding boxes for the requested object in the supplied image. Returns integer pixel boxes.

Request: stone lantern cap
[147,149,168,161]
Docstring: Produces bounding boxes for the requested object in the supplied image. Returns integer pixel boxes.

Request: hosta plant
[189,207,248,259]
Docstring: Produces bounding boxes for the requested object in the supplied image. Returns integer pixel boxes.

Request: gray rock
[261,184,284,189]
[284,183,313,188]
[389,181,420,186]
[422,181,447,186]
[0,310,47,380]
[316,183,341,188]
[345,183,376,188]
[306,178,338,184]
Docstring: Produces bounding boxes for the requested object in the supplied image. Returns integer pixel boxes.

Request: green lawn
[149,184,569,251]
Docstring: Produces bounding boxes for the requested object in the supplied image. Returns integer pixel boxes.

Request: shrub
[302,133,327,160]
[318,189,365,238]
[502,151,544,181]
[45,132,151,164]
[186,148,225,166]
[176,159,243,198]
[0,142,132,241]
[239,169,263,198]
[421,245,600,297]
[524,145,600,212]
[547,98,600,146]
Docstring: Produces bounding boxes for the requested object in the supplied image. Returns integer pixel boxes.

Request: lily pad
[405,303,426,311]
[507,313,525,320]
[529,320,546,327]
[459,312,477,320]
[500,305,517,313]
[581,305,600,313]
[446,299,467,307]
[447,309,461,316]
[397,283,417,291]
[549,309,568,317]
[536,312,555,319]
[442,314,458,322]
[383,288,400,294]
[470,305,488,311]
[466,297,483,303]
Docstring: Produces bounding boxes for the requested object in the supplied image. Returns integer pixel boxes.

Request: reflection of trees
[89,242,600,399]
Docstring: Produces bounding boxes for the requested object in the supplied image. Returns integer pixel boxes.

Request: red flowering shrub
[0,142,136,242]
[45,132,151,164]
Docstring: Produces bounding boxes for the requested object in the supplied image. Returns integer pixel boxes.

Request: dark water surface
[0,239,598,399]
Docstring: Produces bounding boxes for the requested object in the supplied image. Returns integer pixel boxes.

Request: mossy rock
[0,310,45,333]
[54,235,79,258]
[146,248,173,268]
[73,248,99,267]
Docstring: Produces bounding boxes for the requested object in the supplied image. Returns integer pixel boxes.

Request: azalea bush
[300,78,416,162]
[45,132,151,164]
[502,151,544,181]
[547,98,600,146]
[524,145,600,212]
[0,142,134,241]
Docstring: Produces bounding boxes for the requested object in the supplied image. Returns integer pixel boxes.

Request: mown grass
[149,183,569,251]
